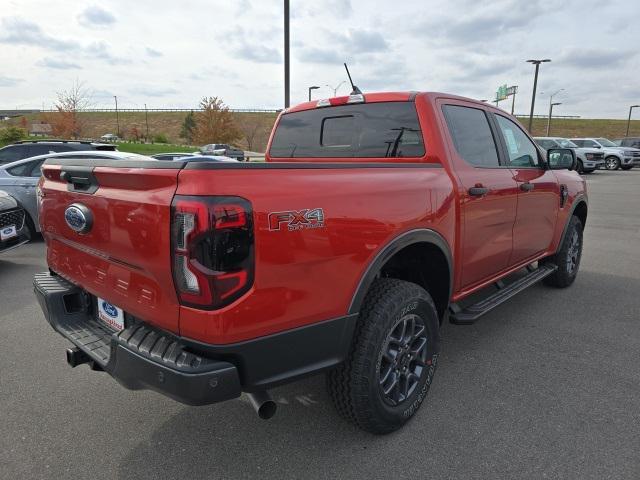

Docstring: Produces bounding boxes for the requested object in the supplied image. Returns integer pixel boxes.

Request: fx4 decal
[268,208,325,231]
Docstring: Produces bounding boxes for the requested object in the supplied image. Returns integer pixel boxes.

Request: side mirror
[547,148,577,170]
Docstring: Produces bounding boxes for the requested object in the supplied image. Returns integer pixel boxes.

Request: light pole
[545,88,565,136]
[114,95,120,138]
[626,105,640,137]
[284,0,290,108]
[308,86,320,101]
[144,103,149,141]
[509,86,518,115]
[526,59,551,133]
[326,81,346,97]
[547,103,562,136]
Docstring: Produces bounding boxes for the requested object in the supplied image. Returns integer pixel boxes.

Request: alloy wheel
[378,313,428,406]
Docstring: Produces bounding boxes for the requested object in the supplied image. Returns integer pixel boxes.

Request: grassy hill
[15,111,279,153]
[6,111,640,153]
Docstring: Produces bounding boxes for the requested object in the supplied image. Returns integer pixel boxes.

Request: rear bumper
[34,272,242,406]
[34,271,357,404]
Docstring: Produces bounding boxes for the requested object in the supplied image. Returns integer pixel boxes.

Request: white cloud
[0,0,638,117]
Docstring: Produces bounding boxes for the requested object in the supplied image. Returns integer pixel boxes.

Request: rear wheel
[326,278,440,434]
[605,156,620,170]
[542,215,583,288]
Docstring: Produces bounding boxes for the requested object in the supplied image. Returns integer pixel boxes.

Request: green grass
[115,142,197,155]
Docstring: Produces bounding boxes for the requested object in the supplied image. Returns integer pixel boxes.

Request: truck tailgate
[40,161,181,333]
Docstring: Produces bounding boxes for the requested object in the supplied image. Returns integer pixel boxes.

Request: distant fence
[515,114,581,119]
[1,108,280,115]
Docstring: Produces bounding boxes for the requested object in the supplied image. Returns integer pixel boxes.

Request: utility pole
[526,59,551,132]
[626,105,639,137]
[545,88,564,136]
[114,95,120,138]
[284,0,290,108]
[510,89,517,115]
[144,103,149,141]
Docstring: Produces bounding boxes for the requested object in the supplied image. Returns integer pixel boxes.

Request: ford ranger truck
[34,92,587,434]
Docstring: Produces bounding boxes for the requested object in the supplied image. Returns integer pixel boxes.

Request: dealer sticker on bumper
[97,298,125,331]
[1,225,17,241]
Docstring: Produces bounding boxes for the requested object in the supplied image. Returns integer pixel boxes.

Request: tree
[128,126,142,142]
[0,126,26,144]
[48,80,92,139]
[237,114,272,152]
[180,110,196,143]
[192,97,241,145]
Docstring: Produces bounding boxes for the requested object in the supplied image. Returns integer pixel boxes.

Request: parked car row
[0,140,246,254]
[534,136,640,172]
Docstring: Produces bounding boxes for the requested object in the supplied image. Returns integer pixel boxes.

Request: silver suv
[534,137,604,173]
[570,138,639,170]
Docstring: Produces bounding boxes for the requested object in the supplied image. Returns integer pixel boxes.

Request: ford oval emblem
[64,203,93,234]
[101,301,118,318]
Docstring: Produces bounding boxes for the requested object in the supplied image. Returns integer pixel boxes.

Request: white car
[100,133,120,142]
[570,138,639,171]
[534,137,605,174]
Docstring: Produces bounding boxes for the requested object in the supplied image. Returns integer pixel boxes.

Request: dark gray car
[0,190,30,254]
[0,140,117,166]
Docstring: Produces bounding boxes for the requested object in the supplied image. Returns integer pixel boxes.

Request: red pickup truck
[34,91,587,434]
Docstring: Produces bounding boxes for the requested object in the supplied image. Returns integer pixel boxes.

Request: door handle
[520,182,534,192]
[468,186,489,196]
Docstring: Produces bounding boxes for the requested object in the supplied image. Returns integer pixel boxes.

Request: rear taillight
[171,196,254,309]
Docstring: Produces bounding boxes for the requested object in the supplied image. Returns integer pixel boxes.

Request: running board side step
[449,264,558,325]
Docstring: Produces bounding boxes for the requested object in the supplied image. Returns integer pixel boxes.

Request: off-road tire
[542,215,583,288]
[326,278,440,434]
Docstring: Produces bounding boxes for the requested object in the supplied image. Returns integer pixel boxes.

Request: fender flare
[557,195,587,252]
[348,229,453,315]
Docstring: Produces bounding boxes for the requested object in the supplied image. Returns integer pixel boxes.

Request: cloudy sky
[0,0,638,118]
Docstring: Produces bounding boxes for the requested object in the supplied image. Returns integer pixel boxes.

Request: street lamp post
[308,86,320,101]
[326,81,346,97]
[144,103,149,141]
[526,59,551,133]
[114,95,120,138]
[545,89,565,136]
[626,105,640,137]
[547,103,562,136]
[284,0,290,108]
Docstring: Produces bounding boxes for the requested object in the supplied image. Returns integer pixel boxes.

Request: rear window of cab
[269,102,425,158]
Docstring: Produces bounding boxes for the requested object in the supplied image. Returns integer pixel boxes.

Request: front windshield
[557,139,579,148]
[596,138,617,147]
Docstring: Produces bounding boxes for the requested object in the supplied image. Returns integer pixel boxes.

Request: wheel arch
[348,229,453,322]
[559,196,587,250]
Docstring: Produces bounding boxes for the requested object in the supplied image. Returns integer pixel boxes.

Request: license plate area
[1,225,17,241]
[96,297,125,331]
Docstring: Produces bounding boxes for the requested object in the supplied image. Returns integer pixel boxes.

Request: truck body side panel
[176,166,455,344]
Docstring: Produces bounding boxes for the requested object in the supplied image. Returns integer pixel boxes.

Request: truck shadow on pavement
[116,268,640,480]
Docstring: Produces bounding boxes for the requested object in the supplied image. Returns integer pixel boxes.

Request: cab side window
[442,105,500,167]
[495,115,540,167]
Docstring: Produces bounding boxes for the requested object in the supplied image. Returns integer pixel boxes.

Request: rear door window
[442,105,500,167]
[0,145,25,163]
[269,102,425,158]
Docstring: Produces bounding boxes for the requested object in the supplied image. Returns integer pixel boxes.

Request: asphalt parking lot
[1,170,639,480]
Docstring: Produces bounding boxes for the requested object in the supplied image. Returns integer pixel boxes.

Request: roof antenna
[344,63,362,95]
